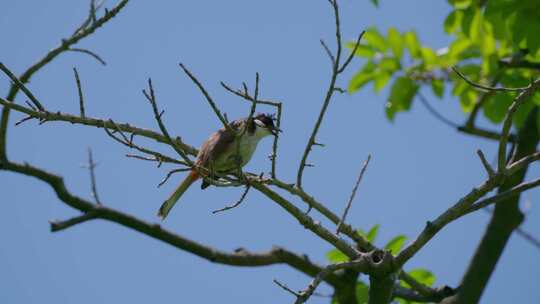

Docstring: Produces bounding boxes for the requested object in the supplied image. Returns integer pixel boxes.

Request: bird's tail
[157,170,199,220]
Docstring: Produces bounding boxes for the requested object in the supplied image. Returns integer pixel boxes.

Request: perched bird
[157,113,280,219]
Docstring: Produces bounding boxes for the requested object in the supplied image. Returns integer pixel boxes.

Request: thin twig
[417,91,459,128]
[158,168,191,188]
[69,48,107,66]
[73,67,86,118]
[336,154,371,234]
[0,97,198,156]
[86,148,102,205]
[178,63,233,134]
[273,279,301,297]
[0,63,45,111]
[452,66,529,92]
[465,177,540,215]
[296,0,362,189]
[212,185,251,214]
[142,78,193,165]
[49,211,98,232]
[338,30,365,73]
[498,79,540,171]
[476,149,495,177]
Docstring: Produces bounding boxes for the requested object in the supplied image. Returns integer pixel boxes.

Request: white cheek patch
[254,119,266,128]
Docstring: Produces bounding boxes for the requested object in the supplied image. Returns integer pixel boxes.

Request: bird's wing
[196,119,245,169]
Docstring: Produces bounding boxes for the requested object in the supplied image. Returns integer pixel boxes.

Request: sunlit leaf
[431,79,445,98]
[404,269,436,287]
[326,249,348,263]
[483,93,513,123]
[364,27,388,52]
[386,77,418,121]
[404,31,421,59]
[346,42,378,58]
[444,10,463,34]
[449,0,472,10]
[388,27,404,59]
[374,72,391,92]
[384,235,407,255]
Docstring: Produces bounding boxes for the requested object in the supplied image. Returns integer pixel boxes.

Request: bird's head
[253,113,281,137]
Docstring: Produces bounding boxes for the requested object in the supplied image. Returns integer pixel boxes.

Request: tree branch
[0,159,341,287]
[0,0,130,160]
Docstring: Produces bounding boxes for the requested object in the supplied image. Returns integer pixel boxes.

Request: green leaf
[370,0,379,7]
[366,224,380,243]
[346,42,378,58]
[449,0,472,10]
[404,31,421,59]
[421,47,437,67]
[386,77,419,120]
[431,79,445,98]
[349,62,376,93]
[326,249,348,263]
[483,93,513,123]
[514,100,535,129]
[407,269,436,287]
[444,10,463,34]
[364,27,388,52]
[388,27,404,59]
[374,72,391,92]
[384,235,407,255]
[356,281,369,304]
[349,70,374,93]
[380,57,400,72]
[459,89,477,113]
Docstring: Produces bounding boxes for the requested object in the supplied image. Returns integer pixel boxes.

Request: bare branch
[336,154,371,234]
[465,177,540,215]
[50,211,98,232]
[296,0,363,189]
[417,92,460,129]
[212,185,251,214]
[476,149,495,177]
[73,67,86,118]
[0,97,197,156]
[320,39,336,65]
[158,168,191,188]
[251,181,359,258]
[0,159,342,287]
[497,79,540,171]
[178,63,233,134]
[0,62,45,111]
[268,178,374,251]
[86,148,102,205]
[142,78,193,165]
[1,0,130,159]
[452,66,530,92]
[338,30,365,74]
[69,48,107,66]
[273,279,301,297]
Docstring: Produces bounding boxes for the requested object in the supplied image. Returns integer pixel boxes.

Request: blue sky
[1,1,539,303]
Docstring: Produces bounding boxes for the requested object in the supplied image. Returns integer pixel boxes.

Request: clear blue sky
[1,1,539,303]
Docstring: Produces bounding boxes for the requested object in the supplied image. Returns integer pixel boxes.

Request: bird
[157,113,280,219]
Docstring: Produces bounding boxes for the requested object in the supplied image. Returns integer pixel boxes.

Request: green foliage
[326,248,349,263]
[347,0,540,129]
[326,225,437,303]
[398,269,436,304]
[384,235,407,255]
[331,281,369,304]
[356,224,381,245]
